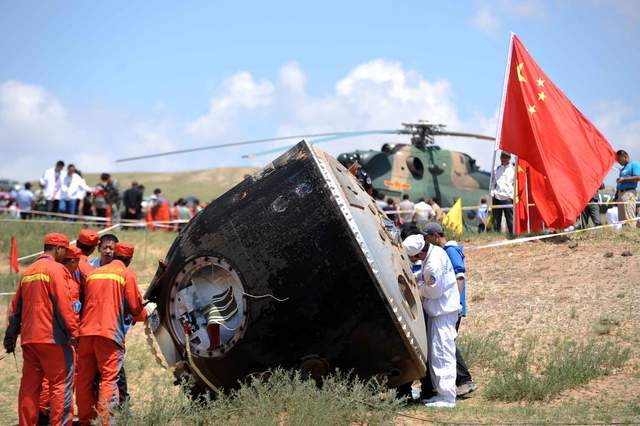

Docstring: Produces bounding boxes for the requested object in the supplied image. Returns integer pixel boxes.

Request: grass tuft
[485,338,629,402]
[113,368,403,425]
[457,331,506,369]
[592,317,620,336]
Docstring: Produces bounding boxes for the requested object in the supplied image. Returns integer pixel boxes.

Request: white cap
[402,234,425,256]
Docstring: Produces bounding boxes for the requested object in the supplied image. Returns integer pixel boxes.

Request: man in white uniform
[398,194,415,223]
[490,151,515,234]
[403,234,459,408]
[40,160,65,213]
[412,197,435,232]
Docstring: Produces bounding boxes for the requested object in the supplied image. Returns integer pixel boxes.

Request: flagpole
[489,32,515,224]
[525,169,531,233]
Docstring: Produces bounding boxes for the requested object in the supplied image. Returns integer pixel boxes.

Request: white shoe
[424,400,456,408]
[420,396,439,404]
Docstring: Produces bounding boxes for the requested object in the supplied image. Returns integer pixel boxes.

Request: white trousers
[427,312,458,403]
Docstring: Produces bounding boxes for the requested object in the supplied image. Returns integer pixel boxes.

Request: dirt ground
[0,227,638,424]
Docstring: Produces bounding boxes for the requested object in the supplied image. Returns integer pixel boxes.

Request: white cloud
[0,81,181,181]
[471,8,501,34]
[470,0,546,35]
[186,72,274,139]
[278,61,306,97]
[1,60,501,181]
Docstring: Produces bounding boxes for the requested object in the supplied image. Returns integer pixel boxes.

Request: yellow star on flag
[517,63,527,82]
[538,91,546,101]
[528,104,536,114]
[536,78,545,87]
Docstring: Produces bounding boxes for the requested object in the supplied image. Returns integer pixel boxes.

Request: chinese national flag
[499,35,615,230]
[10,236,19,273]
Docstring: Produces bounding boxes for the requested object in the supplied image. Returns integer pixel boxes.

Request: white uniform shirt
[398,199,415,222]
[61,173,92,200]
[417,244,460,317]
[40,167,63,200]
[491,163,515,201]
[413,201,435,222]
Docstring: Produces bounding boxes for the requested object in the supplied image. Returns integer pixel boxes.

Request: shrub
[592,317,619,336]
[485,338,629,402]
[457,331,506,369]
[113,369,403,425]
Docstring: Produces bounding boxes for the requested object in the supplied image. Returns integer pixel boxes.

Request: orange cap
[78,229,99,247]
[114,242,134,258]
[65,246,82,259]
[44,233,70,248]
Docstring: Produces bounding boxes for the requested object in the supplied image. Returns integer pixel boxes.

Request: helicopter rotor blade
[116,130,396,163]
[241,130,399,159]
[435,130,495,141]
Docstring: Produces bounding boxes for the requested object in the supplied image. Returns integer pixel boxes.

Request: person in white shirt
[490,151,515,234]
[73,170,93,215]
[40,160,65,213]
[398,194,415,223]
[403,234,459,408]
[60,164,93,216]
[412,198,435,232]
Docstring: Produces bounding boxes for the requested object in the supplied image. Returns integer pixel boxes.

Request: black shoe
[456,381,477,398]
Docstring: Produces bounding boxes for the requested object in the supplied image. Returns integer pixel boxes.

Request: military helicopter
[118,121,495,208]
[333,122,494,207]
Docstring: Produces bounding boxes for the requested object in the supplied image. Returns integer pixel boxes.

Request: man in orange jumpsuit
[38,244,84,421]
[151,188,171,231]
[3,233,78,426]
[76,242,154,425]
[76,229,99,282]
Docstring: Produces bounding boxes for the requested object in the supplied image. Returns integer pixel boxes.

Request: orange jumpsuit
[76,260,147,425]
[39,261,85,419]
[6,254,78,426]
[151,196,171,230]
[77,255,95,284]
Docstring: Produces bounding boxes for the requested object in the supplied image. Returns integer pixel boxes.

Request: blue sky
[1,0,638,181]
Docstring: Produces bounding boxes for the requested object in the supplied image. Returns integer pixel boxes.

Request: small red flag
[10,236,19,273]
[499,35,615,230]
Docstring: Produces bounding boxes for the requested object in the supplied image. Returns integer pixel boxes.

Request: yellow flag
[486,204,493,230]
[442,198,464,236]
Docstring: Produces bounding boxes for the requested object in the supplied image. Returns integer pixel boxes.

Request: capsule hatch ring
[168,256,248,358]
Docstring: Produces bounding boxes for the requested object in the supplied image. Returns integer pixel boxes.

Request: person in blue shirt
[16,182,35,220]
[422,222,477,398]
[89,234,119,267]
[477,198,488,233]
[616,150,640,227]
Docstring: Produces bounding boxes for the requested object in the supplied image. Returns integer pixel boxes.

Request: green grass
[485,337,630,402]
[412,398,640,425]
[592,317,620,336]
[457,331,506,369]
[0,221,177,294]
[82,167,257,203]
[113,369,402,426]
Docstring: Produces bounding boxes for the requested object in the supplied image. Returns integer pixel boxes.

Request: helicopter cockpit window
[406,157,424,178]
[468,157,479,172]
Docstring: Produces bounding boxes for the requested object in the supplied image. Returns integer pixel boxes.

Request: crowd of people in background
[2,160,206,230]
[2,150,638,234]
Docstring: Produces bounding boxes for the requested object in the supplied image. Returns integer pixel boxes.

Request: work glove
[3,334,16,354]
[144,302,158,317]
